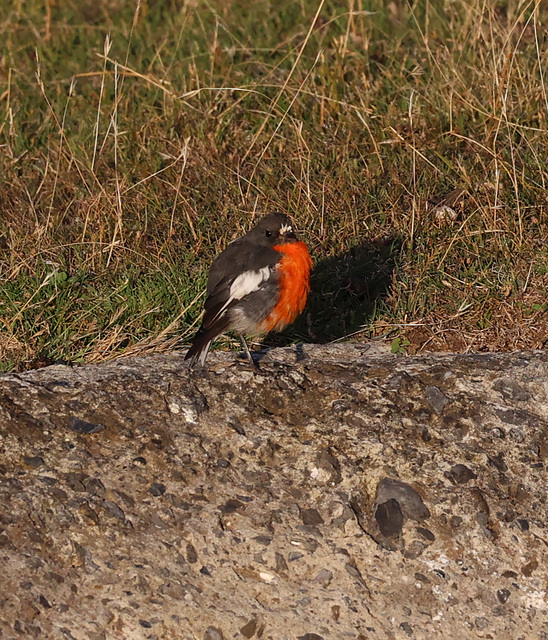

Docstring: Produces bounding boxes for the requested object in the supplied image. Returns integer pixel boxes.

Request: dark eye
[265,230,272,237]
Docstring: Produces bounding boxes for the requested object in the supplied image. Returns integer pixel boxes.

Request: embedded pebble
[67,417,104,434]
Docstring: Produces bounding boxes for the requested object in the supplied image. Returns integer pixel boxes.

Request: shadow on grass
[263,235,403,349]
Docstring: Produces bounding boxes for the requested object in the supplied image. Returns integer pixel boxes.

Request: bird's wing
[201,240,279,330]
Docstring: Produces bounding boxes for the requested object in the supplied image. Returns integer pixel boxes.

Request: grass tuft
[1,0,547,369]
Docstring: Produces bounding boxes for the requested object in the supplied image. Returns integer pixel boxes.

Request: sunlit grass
[1,0,547,369]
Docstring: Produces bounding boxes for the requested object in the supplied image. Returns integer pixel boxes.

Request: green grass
[1,0,547,369]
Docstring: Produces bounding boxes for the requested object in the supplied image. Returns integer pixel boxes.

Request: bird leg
[239,334,260,370]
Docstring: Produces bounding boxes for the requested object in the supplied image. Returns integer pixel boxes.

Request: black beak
[282,229,297,241]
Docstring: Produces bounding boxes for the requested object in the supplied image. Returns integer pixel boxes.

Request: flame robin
[185,212,312,366]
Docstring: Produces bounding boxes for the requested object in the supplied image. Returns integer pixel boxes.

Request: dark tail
[185,319,229,367]
[185,331,213,367]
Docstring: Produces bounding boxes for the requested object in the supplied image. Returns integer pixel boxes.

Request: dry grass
[0,0,547,370]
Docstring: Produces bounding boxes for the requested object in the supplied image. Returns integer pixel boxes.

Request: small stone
[65,472,88,492]
[316,450,342,485]
[298,635,325,640]
[425,386,448,413]
[517,519,529,531]
[300,508,324,526]
[68,417,104,434]
[259,571,275,583]
[79,501,100,525]
[416,527,435,541]
[23,456,44,469]
[240,619,257,638]
[345,563,363,579]
[403,541,426,559]
[497,588,511,603]
[375,499,404,537]
[186,543,198,564]
[475,617,489,631]
[39,594,52,608]
[29,530,43,543]
[376,478,430,520]
[139,620,152,629]
[493,379,531,402]
[82,476,106,497]
[199,566,212,576]
[132,457,147,466]
[449,464,477,484]
[216,459,229,468]
[488,452,508,472]
[494,407,537,426]
[149,482,166,496]
[165,493,188,509]
[501,570,518,579]
[275,552,288,572]
[288,551,304,562]
[313,569,333,587]
[45,572,64,584]
[433,203,458,223]
[511,483,530,501]
[102,500,125,521]
[400,621,413,637]
[228,421,246,435]
[219,499,244,514]
[521,560,538,577]
[204,627,224,640]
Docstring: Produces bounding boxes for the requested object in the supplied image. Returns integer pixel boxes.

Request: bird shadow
[260,235,402,350]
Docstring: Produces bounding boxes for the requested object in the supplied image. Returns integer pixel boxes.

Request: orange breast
[262,241,313,332]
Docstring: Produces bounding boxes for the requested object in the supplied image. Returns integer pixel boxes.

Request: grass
[1,0,547,370]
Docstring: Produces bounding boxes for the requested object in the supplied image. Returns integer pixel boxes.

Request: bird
[185,212,312,367]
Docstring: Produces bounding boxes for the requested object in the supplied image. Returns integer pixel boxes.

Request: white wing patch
[211,266,271,325]
[229,266,271,300]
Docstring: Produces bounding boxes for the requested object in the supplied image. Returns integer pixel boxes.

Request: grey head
[243,212,298,248]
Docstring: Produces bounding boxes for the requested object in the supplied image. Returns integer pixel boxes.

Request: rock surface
[0,344,547,640]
